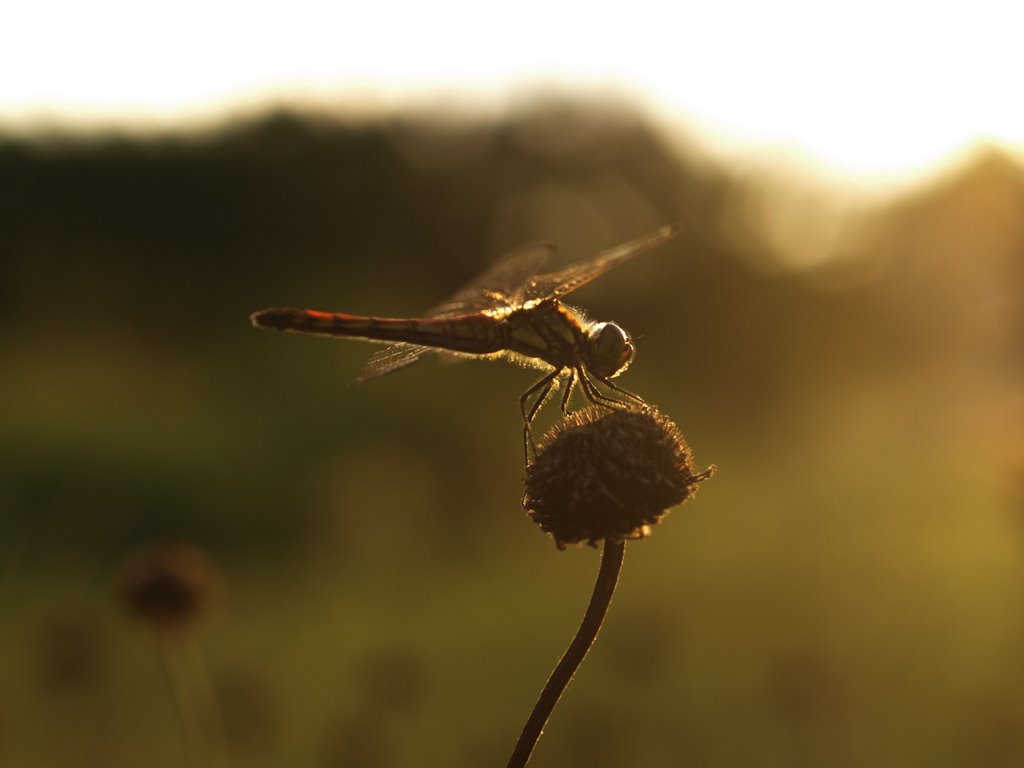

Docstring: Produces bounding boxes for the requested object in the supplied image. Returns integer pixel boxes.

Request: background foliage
[2,97,1023,766]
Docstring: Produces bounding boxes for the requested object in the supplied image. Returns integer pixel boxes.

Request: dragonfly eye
[586,322,634,379]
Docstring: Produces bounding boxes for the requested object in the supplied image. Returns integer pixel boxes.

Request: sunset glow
[4,0,1021,187]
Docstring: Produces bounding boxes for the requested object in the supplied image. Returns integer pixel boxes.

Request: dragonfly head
[584,322,635,379]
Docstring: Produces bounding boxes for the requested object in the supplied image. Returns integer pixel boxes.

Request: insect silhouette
[251,225,681,460]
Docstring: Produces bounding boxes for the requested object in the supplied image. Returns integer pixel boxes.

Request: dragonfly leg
[577,367,648,412]
[595,374,649,408]
[523,423,537,465]
[577,369,618,409]
[559,369,577,415]
[520,369,561,463]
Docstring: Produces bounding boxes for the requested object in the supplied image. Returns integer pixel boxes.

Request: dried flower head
[117,543,222,634]
[524,406,715,549]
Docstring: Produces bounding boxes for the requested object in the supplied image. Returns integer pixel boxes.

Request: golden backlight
[3,0,1022,188]
[3,4,1024,767]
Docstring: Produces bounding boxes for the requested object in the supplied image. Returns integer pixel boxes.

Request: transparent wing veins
[357,242,555,382]
[356,225,680,382]
[521,224,682,303]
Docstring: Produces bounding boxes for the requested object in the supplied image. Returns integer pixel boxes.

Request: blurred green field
[2,101,1023,767]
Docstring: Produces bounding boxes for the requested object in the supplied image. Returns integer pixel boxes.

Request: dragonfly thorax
[583,321,634,379]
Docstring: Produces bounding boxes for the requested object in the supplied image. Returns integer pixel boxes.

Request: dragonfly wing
[356,342,436,383]
[521,224,682,303]
[356,242,554,381]
[425,242,554,317]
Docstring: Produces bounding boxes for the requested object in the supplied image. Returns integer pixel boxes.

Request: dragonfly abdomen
[251,308,507,354]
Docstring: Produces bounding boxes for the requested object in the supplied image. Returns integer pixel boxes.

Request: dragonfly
[251,224,681,460]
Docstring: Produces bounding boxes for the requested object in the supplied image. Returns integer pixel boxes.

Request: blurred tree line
[3,95,1024,768]
[1,96,1022,558]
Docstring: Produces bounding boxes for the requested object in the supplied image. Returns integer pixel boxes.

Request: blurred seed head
[524,406,715,549]
[117,543,222,635]
[33,612,108,694]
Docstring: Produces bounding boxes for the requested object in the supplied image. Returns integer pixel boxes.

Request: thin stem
[158,631,227,768]
[158,630,199,768]
[506,538,626,768]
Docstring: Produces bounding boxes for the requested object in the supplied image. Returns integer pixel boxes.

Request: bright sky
[3,0,1023,187]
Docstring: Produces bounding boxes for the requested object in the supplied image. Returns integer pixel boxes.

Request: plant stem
[158,630,227,768]
[506,538,626,768]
